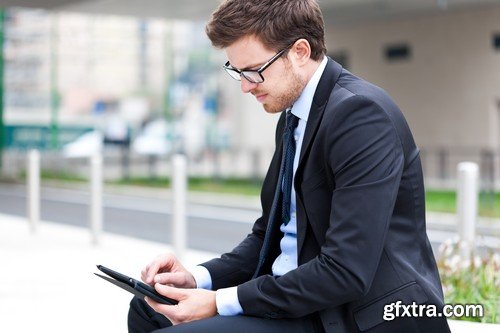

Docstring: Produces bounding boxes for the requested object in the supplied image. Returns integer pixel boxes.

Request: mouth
[255,94,268,103]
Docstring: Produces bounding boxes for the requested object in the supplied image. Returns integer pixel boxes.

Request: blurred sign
[5,125,93,150]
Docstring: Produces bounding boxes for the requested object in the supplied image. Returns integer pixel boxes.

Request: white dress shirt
[192,56,329,315]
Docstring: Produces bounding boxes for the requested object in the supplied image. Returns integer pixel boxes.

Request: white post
[90,153,103,245]
[457,162,479,260]
[172,154,187,261]
[27,149,40,233]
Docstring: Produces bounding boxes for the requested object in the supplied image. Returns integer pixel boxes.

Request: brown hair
[206,0,327,61]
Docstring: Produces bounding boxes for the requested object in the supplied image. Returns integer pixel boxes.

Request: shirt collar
[290,56,328,122]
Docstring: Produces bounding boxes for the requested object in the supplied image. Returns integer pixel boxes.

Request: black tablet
[95,265,178,305]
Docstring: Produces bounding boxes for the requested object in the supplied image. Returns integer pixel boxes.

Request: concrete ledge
[0,214,216,333]
[1,213,498,332]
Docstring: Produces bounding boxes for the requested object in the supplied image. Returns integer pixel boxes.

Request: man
[128,1,450,332]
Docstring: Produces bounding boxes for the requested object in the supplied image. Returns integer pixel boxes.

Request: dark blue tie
[281,111,299,225]
[252,110,299,278]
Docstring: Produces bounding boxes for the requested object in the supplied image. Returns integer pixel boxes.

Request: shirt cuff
[216,287,244,316]
[190,265,212,290]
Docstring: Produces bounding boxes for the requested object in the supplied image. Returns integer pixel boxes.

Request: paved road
[2,183,495,256]
[0,184,260,254]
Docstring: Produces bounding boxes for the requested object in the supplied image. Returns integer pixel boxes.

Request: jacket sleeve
[237,95,405,318]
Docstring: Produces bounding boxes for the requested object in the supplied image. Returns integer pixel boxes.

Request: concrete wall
[325,5,500,151]
[214,5,500,183]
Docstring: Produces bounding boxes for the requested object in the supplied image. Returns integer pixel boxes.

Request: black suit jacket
[201,58,448,333]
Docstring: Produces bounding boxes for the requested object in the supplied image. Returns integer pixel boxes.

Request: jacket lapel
[297,58,341,171]
[296,58,342,255]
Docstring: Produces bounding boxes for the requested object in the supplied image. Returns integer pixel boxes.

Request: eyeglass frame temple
[222,43,294,83]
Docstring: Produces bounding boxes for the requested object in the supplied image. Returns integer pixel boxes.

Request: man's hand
[145,285,217,325]
[141,253,197,288]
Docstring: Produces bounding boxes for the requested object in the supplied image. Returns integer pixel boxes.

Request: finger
[154,283,186,301]
[156,253,177,271]
[144,296,157,310]
[144,297,167,317]
[142,262,159,284]
[144,296,180,325]
[142,254,173,284]
[141,263,152,283]
[159,305,181,325]
[154,272,188,286]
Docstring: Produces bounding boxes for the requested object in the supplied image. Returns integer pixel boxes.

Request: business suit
[128,57,450,332]
[197,58,450,332]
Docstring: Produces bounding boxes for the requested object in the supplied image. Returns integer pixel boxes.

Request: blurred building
[220,1,500,187]
[325,4,500,186]
[0,0,499,187]
[5,9,171,125]
[2,8,219,157]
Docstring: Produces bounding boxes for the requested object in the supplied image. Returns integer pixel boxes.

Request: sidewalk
[0,213,216,333]
[1,213,498,332]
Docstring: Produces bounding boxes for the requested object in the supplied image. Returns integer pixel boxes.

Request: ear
[289,38,311,67]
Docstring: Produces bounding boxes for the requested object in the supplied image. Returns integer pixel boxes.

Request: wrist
[190,266,213,290]
[215,287,243,316]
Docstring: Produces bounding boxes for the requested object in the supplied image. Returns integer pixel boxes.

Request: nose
[240,77,258,93]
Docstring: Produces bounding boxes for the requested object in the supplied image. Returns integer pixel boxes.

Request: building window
[493,33,500,51]
[385,43,411,62]
[328,51,350,70]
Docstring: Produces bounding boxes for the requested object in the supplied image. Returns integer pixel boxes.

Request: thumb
[154,284,186,301]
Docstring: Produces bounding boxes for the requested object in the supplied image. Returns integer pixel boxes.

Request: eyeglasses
[223,44,293,84]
